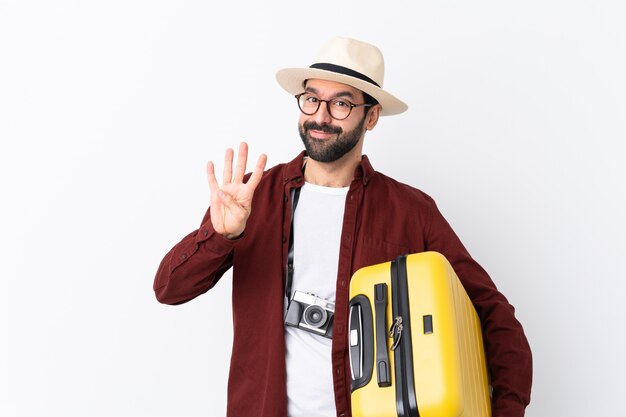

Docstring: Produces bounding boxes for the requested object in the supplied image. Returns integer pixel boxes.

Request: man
[154,37,532,417]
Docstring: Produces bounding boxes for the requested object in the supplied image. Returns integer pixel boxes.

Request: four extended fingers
[208,142,266,190]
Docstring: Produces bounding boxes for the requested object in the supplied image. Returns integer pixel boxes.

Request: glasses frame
[295,93,373,121]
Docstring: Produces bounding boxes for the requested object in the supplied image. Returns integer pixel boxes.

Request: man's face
[298,79,372,163]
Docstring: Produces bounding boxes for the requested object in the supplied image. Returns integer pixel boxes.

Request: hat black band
[309,63,381,88]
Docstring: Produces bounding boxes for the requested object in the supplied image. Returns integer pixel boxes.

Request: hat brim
[276,68,408,116]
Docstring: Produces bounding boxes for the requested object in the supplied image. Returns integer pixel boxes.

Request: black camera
[285,291,335,339]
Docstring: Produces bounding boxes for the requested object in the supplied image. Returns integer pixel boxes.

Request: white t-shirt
[285,182,349,417]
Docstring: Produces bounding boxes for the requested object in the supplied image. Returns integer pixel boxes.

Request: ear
[365,104,382,131]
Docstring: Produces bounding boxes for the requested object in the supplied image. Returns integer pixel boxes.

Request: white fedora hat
[276,37,408,116]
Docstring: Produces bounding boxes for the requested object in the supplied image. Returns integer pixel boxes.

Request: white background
[1,1,624,416]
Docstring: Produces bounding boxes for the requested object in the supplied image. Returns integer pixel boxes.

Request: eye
[331,99,351,108]
[305,94,319,103]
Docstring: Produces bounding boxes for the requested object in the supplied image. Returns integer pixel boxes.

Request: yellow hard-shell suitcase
[348,252,491,417]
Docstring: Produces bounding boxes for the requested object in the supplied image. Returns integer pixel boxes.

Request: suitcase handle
[349,295,374,392]
[375,283,392,387]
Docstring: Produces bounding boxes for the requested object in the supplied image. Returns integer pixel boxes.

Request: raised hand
[206,142,268,239]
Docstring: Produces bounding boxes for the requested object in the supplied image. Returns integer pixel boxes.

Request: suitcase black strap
[391,255,420,417]
[374,283,392,387]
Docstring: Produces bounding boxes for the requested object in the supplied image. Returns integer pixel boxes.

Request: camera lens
[303,305,328,328]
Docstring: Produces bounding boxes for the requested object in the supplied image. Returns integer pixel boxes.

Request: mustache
[302,121,342,135]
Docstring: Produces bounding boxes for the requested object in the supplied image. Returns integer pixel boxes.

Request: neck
[303,154,360,187]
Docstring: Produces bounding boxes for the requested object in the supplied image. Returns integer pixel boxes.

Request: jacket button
[181,253,187,260]
[282,236,286,243]
[203,230,208,237]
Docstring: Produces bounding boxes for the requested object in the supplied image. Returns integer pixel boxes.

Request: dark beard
[298,117,366,163]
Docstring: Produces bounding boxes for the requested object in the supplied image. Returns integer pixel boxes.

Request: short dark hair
[362,91,379,107]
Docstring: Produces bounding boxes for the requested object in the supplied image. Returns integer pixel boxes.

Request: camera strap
[285,185,301,302]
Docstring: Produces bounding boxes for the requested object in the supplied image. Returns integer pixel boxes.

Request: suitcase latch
[389,316,403,351]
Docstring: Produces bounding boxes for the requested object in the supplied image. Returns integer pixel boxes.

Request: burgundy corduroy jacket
[154,152,532,417]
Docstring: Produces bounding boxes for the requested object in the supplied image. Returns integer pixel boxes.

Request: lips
[303,121,342,140]
[308,129,335,140]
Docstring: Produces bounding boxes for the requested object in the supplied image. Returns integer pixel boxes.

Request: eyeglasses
[295,93,373,121]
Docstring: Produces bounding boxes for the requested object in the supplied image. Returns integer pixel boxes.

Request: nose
[312,100,333,124]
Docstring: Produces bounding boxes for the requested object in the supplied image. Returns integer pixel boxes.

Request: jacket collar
[283,151,376,186]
